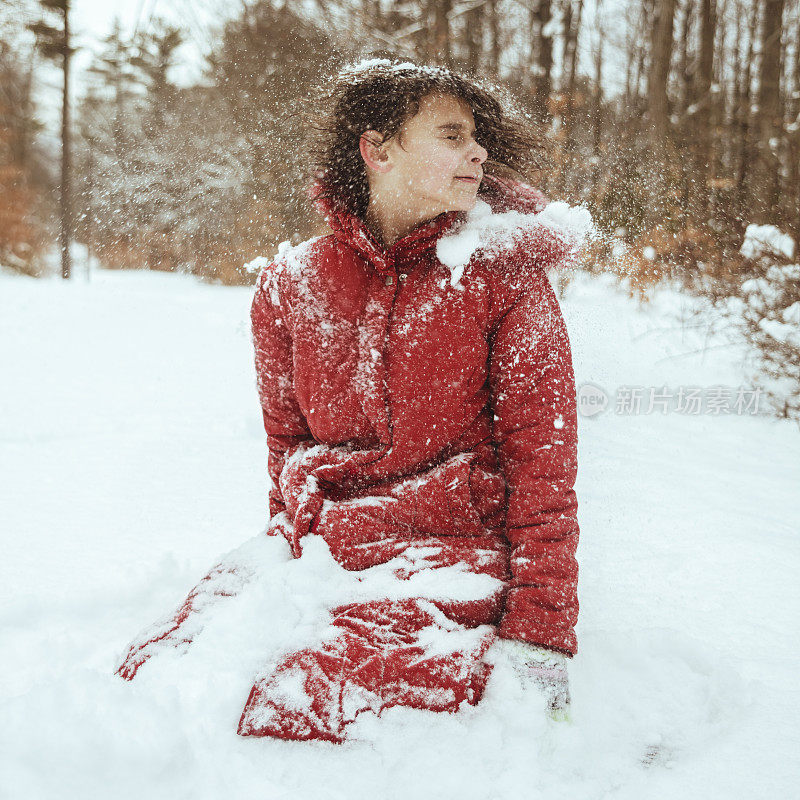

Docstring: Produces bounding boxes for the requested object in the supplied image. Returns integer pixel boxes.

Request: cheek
[413,146,461,189]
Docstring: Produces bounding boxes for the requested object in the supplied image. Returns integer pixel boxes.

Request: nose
[471,141,488,164]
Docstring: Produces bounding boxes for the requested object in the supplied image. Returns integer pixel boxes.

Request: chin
[451,194,479,212]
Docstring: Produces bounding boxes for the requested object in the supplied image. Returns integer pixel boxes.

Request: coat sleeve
[250,261,314,521]
[489,260,580,657]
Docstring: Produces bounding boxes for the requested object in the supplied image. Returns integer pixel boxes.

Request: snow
[739,223,796,260]
[339,58,454,80]
[758,316,800,347]
[436,196,597,288]
[2,267,799,798]
[782,301,800,325]
[737,258,800,351]
[243,255,271,275]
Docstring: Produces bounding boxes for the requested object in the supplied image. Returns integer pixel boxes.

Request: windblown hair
[301,58,551,219]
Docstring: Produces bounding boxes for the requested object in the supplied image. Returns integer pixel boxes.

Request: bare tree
[733,0,760,226]
[559,0,585,195]
[692,0,717,219]
[789,17,800,240]
[533,0,555,124]
[28,0,75,279]
[754,0,788,217]
[646,0,678,145]
[429,0,453,64]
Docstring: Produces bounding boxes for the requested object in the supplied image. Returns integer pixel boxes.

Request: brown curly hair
[300,58,551,220]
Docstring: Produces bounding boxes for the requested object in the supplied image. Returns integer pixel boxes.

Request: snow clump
[436,197,597,288]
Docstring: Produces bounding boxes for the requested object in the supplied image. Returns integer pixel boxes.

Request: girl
[117,59,584,743]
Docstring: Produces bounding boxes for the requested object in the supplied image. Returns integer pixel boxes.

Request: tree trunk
[754,0,786,219]
[646,0,677,144]
[560,0,584,197]
[534,0,554,125]
[429,0,452,65]
[465,3,483,74]
[676,0,694,220]
[644,0,678,227]
[488,0,500,76]
[60,1,72,280]
[790,20,800,240]
[590,24,604,196]
[735,0,759,229]
[691,0,716,221]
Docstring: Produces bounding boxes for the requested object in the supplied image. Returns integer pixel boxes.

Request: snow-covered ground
[1,266,798,799]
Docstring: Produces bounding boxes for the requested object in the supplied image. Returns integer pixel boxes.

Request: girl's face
[364,92,490,217]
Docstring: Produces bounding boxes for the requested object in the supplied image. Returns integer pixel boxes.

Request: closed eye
[446,134,479,143]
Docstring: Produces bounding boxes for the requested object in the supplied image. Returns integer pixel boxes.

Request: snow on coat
[115,172,592,743]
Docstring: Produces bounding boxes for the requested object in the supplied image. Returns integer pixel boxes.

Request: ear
[359,129,392,174]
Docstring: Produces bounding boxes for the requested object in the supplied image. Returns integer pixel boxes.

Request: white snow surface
[1,267,799,799]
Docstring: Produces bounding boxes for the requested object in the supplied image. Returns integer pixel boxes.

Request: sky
[70,0,224,87]
[64,0,627,94]
[24,0,628,143]
[26,0,227,137]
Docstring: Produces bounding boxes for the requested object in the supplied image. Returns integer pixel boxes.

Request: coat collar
[307,178,460,275]
[306,173,550,276]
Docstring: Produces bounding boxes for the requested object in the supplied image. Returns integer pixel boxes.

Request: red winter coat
[116,172,581,743]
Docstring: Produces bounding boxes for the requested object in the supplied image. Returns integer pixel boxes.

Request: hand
[501,639,572,722]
